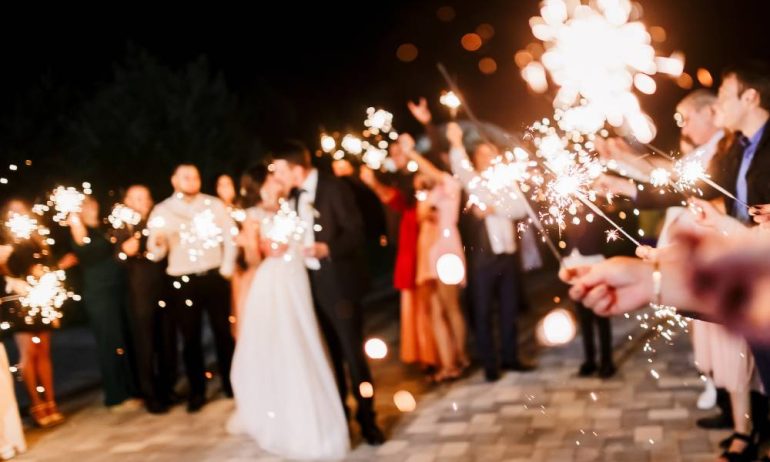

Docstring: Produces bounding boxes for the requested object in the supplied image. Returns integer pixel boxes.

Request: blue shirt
[734,123,767,221]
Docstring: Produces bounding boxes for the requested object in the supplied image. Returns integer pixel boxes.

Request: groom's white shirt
[299,169,321,270]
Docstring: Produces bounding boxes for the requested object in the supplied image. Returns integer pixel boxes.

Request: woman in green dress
[68,196,139,410]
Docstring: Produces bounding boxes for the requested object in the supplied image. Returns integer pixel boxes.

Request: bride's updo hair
[238,164,269,209]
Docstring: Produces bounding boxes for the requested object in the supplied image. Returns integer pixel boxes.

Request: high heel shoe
[44,401,65,425]
[29,404,53,428]
[719,432,757,462]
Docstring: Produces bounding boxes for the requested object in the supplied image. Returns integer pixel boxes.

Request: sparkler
[523,0,684,143]
[13,271,75,326]
[261,200,306,245]
[108,203,142,230]
[5,213,40,240]
[49,186,87,224]
[179,209,224,263]
[439,90,462,118]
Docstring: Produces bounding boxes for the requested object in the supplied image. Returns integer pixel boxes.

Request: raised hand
[407,97,432,125]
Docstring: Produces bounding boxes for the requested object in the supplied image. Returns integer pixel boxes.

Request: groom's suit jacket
[308,172,369,309]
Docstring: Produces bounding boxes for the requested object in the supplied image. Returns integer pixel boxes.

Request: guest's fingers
[583,285,609,308]
[592,294,614,316]
[749,203,770,216]
[569,283,587,301]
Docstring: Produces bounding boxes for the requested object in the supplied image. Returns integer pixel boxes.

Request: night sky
[1,0,769,158]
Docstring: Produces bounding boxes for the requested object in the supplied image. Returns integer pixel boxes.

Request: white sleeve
[146,205,169,261]
[449,146,528,220]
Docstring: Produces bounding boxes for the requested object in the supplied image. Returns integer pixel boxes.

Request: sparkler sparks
[522,0,684,143]
[439,90,462,117]
[5,213,40,240]
[262,200,306,246]
[18,270,74,326]
[179,209,224,262]
[108,203,142,230]
[49,186,87,224]
[605,229,621,242]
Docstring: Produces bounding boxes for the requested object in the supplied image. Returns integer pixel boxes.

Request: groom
[271,141,385,445]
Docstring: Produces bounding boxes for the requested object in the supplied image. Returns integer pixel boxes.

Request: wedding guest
[444,122,534,381]
[68,196,141,412]
[216,174,238,208]
[147,164,237,413]
[113,185,177,413]
[0,200,65,427]
[401,132,469,382]
[359,145,437,371]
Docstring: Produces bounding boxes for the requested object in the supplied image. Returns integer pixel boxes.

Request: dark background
[0,0,768,200]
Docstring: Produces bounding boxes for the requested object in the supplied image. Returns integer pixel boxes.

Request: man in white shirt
[446,123,535,382]
[148,164,237,413]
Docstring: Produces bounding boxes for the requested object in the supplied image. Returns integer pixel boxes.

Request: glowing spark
[19,270,73,325]
[605,229,621,242]
[108,203,142,230]
[5,213,39,240]
[649,168,670,188]
[179,209,223,262]
[50,186,86,223]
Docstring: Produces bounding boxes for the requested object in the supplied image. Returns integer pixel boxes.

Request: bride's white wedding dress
[228,207,349,460]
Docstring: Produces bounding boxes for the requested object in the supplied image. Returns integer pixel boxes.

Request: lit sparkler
[439,90,462,118]
[523,0,684,142]
[5,213,40,240]
[50,186,87,224]
[179,209,224,262]
[108,203,142,230]
[17,270,75,326]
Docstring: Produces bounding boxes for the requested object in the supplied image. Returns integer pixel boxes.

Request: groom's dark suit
[293,171,378,431]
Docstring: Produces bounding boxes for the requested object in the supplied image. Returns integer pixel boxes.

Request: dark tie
[290,187,306,211]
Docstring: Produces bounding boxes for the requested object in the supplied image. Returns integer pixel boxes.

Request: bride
[227,167,349,460]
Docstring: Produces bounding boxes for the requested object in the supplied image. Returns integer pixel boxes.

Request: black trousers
[308,271,375,426]
[125,261,177,404]
[170,270,234,398]
[576,303,612,366]
[749,343,770,439]
[470,252,526,373]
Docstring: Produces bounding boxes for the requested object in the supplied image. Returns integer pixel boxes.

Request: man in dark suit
[270,141,385,446]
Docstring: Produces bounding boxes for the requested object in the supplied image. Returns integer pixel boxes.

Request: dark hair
[270,140,312,169]
[723,60,770,111]
[237,164,269,209]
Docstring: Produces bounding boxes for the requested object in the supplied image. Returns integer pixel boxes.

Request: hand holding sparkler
[407,98,432,125]
[121,237,141,258]
[751,204,770,229]
[688,197,746,235]
[560,257,667,317]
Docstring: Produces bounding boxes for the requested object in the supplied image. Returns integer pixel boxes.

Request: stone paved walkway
[9,275,729,462]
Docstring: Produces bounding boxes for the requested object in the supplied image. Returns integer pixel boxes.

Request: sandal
[44,401,65,425]
[719,432,756,462]
[29,404,53,428]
